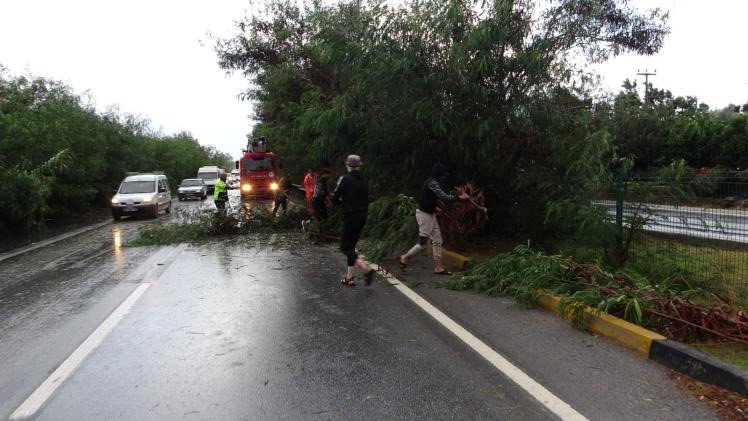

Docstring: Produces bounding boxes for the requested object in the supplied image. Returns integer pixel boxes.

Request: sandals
[398,256,408,270]
[342,271,375,287]
[364,270,375,286]
[433,269,452,275]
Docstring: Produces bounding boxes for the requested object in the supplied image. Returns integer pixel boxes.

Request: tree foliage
[602,79,748,170]
[0,69,233,234]
[216,0,668,238]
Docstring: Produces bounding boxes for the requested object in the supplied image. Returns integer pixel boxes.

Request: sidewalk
[383,254,717,421]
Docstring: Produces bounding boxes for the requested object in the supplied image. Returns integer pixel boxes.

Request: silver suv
[111,174,172,220]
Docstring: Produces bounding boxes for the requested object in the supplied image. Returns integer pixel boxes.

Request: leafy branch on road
[443,245,748,344]
[126,206,308,247]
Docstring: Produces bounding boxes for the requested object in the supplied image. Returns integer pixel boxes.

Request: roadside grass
[126,206,307,247]
[690,343,748,372]
[627,236,748,308]
[559,235,748,309]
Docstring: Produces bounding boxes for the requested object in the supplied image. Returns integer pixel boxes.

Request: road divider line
[10,283,151,420]
[364,261,588,421]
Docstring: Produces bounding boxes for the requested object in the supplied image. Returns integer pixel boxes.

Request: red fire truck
[235,137,279,198]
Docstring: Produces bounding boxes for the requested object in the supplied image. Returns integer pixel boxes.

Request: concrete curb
[650,339,748,396]
[447,256,748,396]
[425,246,471,270]
[536,295,665,357]
[533,293,748,396]
[0,220,112,263]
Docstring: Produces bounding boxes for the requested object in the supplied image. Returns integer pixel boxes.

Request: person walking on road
[333,155,375,287]
[398,163,470,275]
[214,171,229,210]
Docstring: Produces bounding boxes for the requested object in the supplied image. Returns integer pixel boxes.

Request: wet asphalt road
[0,196,554,420]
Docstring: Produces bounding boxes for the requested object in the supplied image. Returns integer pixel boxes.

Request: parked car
[111,174,172,220]
[177,178,208,201]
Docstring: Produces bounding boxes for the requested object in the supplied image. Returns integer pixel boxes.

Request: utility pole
[637,69,657,104]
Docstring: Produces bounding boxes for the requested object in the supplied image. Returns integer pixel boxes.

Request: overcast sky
[1,0,747,159]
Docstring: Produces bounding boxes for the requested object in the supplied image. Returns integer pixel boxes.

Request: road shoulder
[387,254,717,421]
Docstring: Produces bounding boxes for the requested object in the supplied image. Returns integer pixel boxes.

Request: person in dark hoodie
[333,155,375,287]
[398,163,469,275]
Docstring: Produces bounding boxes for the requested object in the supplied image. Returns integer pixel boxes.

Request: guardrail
[594,200,748,244]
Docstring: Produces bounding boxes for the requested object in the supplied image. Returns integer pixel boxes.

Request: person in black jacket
[333,155,375,287]
[398,163,469,275]
[312,169,332,221]
[272,173,293,216]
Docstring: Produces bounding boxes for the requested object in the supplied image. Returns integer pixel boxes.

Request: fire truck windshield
[244,158,273,171]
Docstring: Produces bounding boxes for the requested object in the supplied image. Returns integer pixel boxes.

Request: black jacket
[333,170,369,214]
[418,164,458,214]
[313,175,329,200]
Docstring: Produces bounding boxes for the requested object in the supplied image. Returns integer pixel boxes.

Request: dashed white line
[10,245,185,419]
[10,282,151,420]
[364,260,589,421]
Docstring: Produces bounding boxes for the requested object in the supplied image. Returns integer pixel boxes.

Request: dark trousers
[341,211,367,266]
[273,191,288,215]
[214,192,228,209]
[312,197,328,221]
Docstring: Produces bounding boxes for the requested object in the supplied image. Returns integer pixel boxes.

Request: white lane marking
[10,283,151,420]
[0,220,112,263]
[364,261,589,421]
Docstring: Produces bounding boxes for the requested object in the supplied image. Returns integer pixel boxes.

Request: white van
[197,166,222,193]
[111,174,172,220]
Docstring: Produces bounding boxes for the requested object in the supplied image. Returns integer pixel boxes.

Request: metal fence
[597,171,748,303]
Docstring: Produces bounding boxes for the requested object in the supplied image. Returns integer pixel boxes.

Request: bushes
[363,195,418,261]
[0,70,232,232]
[0,149,71,233]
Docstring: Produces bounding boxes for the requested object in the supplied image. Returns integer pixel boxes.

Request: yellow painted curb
[537,295,666,356]
[425,246,470,270]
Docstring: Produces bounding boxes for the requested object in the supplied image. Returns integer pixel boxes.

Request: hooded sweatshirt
[333,170,369,214]
[418,164,457,214]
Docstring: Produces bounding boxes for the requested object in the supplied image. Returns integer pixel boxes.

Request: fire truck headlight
[241,184,252,192]
[270,182,279,191]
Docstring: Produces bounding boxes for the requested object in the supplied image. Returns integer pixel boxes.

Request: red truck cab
[236,138,279,198]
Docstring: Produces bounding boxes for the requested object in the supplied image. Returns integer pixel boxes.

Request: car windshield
[244,158,272,171]
[119,181,155,194]
[197,171,218,180]
[181,179,203,186]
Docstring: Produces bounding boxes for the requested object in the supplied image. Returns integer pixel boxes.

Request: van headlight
[241,184,252,192]
[270,182,279,191]
[142,196,152,203]
[111,198,119,204]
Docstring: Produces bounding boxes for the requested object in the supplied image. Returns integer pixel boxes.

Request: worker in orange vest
[303,168,316,210]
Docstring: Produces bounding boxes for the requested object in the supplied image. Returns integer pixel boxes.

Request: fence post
[614,165,626,249]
